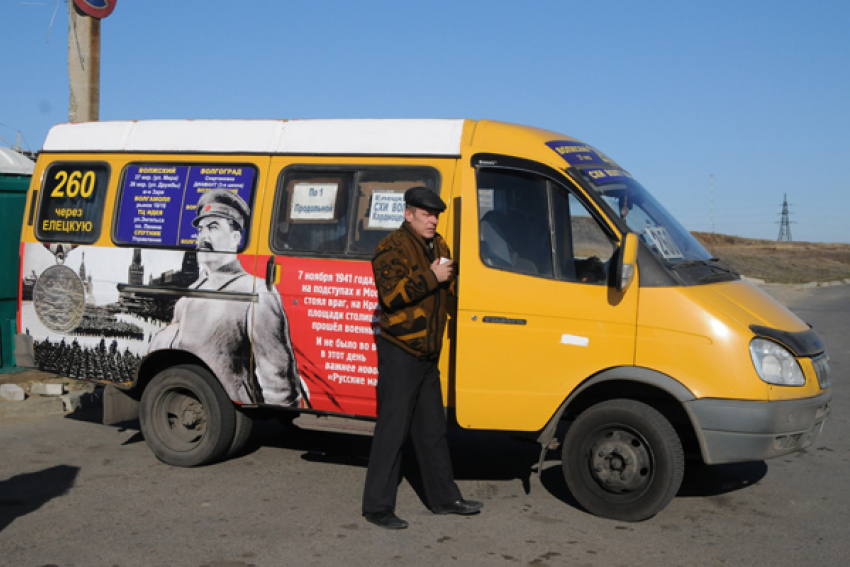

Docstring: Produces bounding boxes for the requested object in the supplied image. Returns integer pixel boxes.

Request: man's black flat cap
[404,187,446,212]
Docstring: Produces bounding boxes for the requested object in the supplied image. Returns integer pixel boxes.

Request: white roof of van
[0,147,35,175]
[42,119,466,156]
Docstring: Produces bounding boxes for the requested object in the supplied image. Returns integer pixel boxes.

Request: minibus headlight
[749,338,805,386]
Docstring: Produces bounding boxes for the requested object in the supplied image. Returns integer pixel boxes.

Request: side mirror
[615,233,638,292]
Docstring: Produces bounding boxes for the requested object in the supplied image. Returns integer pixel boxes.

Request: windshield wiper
[670,258,724,270]
[670,259,739,281]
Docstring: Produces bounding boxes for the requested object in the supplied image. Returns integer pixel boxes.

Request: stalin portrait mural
[148,189,305,406]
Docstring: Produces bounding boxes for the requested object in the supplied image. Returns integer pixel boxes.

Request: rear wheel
[562,399,684,522]
[140,365,236,467]
[226,407,254,459]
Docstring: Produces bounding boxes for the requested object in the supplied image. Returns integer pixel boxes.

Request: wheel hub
[589,430,651,493]
[180,400,204,429]
[161,391,207,445]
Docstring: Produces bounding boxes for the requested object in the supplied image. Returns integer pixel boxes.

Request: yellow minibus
[17,119,831,521]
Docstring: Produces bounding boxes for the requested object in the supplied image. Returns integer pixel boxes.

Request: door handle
[265,255,277,290]
[482,316,527,325]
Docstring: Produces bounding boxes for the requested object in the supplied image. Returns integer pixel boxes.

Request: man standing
[149,189,303,407]
[362,187,483,530]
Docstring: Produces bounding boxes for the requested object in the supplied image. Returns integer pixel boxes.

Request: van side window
[113,163,258,251]
[35,162,109,244]
[552,190,616,284]
[273,173,352,254]
[272,167,439,257]
[350,169,439,255]
[477,169,553,277]
[477,168,615,283]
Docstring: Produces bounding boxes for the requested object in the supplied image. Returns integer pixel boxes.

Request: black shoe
[432,499,483,515]
[364,510,409,530]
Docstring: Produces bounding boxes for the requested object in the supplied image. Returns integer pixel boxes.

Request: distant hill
[691,232,850,284]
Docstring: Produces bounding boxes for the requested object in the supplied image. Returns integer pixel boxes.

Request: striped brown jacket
[372,221,454,360]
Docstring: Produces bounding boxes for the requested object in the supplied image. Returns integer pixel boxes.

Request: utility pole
[777,194,793,242]
[710,174,715,234]
[68,2,100,123]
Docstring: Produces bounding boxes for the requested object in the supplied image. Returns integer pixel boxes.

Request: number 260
[51,170,96,198]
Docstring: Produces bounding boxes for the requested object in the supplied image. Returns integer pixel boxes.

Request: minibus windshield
[577,169,713,266]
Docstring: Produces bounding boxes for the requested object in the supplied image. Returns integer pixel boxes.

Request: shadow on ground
[62,393,767,519]
[677,461,767,498]
[62,390,105,424]
[0,465,80,532]
[258,418,767,518]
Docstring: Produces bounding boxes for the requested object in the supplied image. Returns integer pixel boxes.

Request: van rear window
[35,162,109,244]
[113,163,257,251]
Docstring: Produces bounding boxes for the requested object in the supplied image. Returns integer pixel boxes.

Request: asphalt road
[1,285,847,567]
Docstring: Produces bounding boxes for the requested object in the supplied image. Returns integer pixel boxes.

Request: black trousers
[361,337,462,514]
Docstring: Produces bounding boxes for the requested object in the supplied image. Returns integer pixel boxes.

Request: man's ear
[403,207,413,223]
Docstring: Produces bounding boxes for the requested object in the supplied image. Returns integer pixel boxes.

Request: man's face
[197,216,241,254]
[404,206,440,240]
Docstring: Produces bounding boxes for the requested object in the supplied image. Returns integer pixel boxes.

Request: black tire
[225,407,254,459]
[140,365,236,467]
[562,399,684,522]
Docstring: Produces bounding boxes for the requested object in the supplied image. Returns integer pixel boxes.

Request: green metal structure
[0,148,35,372]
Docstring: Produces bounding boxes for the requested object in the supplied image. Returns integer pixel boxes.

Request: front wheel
[140,365,236,467]
[562,399,684,522]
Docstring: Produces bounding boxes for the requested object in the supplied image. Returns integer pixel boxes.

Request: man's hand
[430,258,454,282]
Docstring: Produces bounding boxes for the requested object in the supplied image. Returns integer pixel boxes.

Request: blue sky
[3,0,848,243]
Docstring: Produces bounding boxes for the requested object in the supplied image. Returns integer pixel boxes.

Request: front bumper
[684,391,832,465]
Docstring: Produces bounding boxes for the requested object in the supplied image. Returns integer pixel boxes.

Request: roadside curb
[0,395,66,420]
[745,276,850,289]
[795,278,850,288]
[0,369,96,422]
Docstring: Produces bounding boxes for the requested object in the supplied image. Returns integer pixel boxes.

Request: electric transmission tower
[777,194,793,241]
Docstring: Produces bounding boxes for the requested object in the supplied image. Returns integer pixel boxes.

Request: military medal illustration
[33,243,86,333]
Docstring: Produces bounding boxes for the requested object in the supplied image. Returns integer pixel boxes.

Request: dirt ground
[692,232,850,284]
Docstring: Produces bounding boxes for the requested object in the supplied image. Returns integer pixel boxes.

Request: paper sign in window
[645,226,684,259]
[291,183,338,221]
[368,191,406,229]
[478,189,495,216]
